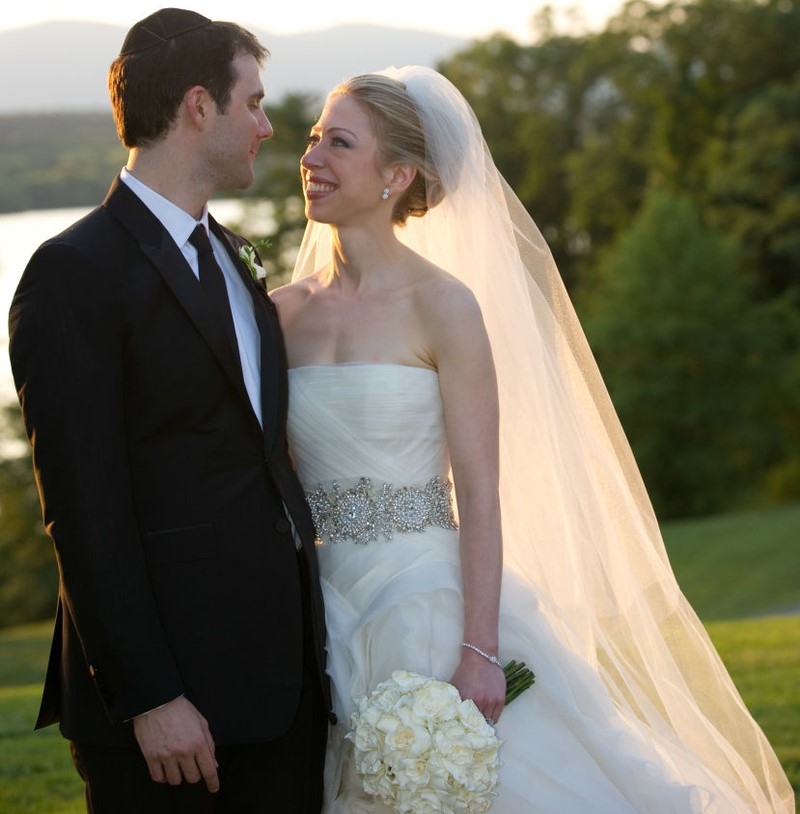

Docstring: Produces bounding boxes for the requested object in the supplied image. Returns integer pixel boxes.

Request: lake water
[0,200,250,403]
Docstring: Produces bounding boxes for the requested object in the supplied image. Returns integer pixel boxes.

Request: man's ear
[184,85,211,126]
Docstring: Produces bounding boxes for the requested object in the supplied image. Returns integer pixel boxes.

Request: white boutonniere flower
[239,244,267,282]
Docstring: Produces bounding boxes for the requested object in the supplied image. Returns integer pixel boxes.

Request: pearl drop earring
[381,187,390,200]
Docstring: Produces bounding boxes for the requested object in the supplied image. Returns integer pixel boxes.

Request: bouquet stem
[503,659,535,704]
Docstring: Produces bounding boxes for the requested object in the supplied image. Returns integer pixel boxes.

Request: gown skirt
[286,363,785,814]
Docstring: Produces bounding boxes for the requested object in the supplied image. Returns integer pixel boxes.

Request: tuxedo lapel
[209,217,283,450]
[103,179,252,415]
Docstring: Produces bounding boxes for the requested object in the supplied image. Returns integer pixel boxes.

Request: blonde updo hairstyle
[331,73,445,226]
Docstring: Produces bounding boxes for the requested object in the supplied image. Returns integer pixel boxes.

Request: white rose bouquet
[347,670,502,814]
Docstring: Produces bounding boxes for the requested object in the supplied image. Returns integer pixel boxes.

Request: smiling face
[203,53,273,191]
[300,93,390,226]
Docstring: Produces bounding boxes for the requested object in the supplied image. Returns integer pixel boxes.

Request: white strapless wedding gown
[287,364,761,813]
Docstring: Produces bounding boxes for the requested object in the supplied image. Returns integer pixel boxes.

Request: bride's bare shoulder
[269,274,325,316]
[416,263,482,323]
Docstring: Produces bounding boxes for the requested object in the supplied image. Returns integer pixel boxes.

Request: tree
[440,32,603,286]
[580,189,798,518]
[607,0,800,289]
[703,76,800,297]
[440,0,800,296]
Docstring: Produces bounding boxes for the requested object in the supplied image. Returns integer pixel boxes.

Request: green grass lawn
[0,503,798,812]
[706,615,800,811]
[663,502,800,809]
[663,502,800,620]
[0,623,84,814]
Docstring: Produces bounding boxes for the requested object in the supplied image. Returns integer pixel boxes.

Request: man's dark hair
[109,19,268,148]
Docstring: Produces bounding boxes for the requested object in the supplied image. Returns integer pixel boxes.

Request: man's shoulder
[41,204,123,253]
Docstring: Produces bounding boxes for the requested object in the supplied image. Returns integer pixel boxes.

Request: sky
[0,1,628,40]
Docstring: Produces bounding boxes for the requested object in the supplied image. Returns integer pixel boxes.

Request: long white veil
[292,65,793,812]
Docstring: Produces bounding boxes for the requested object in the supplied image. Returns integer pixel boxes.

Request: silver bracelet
[461,641,503,668]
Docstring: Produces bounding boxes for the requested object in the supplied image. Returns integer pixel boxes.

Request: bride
[270,65,793,812]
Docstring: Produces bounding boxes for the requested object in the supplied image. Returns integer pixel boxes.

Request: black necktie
[189,224,240,360]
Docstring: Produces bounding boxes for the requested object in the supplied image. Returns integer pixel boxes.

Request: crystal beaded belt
[305,475,458,545]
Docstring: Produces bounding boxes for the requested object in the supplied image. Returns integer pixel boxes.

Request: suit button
[275,517,291,534]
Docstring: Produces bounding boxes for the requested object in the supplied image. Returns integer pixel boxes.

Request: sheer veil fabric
[292,65,794,812]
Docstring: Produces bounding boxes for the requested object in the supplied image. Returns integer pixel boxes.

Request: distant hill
[0,21,468,115]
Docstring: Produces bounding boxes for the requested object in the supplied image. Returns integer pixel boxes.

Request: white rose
[411,679,461,723]
[385,719,433,755]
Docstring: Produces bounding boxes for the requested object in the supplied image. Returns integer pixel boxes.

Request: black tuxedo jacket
[8,178,331,746]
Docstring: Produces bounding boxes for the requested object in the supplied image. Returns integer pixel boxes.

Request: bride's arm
[423,276,506,723]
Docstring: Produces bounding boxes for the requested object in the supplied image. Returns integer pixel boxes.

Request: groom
[8,9,330,812]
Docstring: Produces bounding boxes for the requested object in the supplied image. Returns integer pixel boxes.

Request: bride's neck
[326,226,407,291]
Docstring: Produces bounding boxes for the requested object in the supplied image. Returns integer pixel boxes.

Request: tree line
[1,0,798,626]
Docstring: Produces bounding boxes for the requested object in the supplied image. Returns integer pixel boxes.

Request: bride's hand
[451,652,507,726]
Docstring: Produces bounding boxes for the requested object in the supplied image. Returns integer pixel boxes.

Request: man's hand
[133,696,219,793]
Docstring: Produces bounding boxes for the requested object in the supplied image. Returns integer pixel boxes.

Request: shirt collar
[120,167,209,248]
